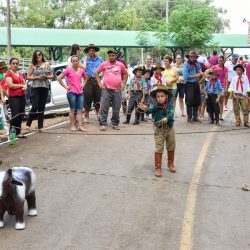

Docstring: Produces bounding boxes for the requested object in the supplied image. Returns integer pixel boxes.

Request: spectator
[209,50,219,66]
[143,55,154,77]
[183,51,203,123]
[57,55,88,132]
[224,54,239,111]
[95,49,128,131]
[174,55,185,117]
[5,58,27,138]
[26,50,53,132]
[82,44,104,123]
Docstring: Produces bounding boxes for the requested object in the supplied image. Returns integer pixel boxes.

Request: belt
[87,75,96,80]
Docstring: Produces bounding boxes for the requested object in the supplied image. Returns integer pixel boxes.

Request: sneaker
[100,126,106,131]
[224,106,228,111]
[84,117,89,123]
[112,125,120,130]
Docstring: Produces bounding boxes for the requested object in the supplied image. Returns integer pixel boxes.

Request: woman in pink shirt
[58,56,88,131]
[211,56,228,120]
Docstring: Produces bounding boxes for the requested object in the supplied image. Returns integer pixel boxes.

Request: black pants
[185,82,201,107]
[26,87,48,129]
[206,94,220,121]
[84,78,102,110]
[8,95,26,135]
[127,91,143,121]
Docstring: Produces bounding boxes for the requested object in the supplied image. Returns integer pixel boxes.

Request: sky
[213,0,250,34]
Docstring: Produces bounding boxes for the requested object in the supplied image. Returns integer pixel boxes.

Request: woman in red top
[5,58,27,138]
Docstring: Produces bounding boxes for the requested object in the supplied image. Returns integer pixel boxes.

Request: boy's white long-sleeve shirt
[229,74,250,96]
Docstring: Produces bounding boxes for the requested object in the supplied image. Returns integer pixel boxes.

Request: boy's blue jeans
[99,89,122,126]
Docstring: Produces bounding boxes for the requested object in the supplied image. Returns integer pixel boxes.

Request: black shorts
[175,83,186,98]
[84,78,102,109]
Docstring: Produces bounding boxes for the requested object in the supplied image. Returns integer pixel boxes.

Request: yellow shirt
[163,67,178,90]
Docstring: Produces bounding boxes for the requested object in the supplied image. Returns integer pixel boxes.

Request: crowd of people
[1,46,250,176]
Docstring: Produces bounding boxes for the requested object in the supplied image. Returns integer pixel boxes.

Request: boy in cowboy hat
[228,64,250,127]
[124,66,146,125]
[204,70,222,125]
[150,64,166,91]
[138,86,176,177]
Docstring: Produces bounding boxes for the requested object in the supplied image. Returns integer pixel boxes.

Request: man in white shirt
[224,54,239,111]
[229,64,250,127]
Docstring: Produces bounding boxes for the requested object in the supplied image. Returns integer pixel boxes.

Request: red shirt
[5,71,25,97]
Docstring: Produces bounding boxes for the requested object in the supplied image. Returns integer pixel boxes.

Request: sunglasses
[36,53,42,57]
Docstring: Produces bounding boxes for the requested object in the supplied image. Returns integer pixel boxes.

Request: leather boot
[132,111,140,125]
[244,114,249,127]
[167,151,176,173]
[155,152,162,177]
[193,107,201,122]
[215,113,220,125]
[187,107,193,123]
[123,115,131,124]
[235,114,241,126]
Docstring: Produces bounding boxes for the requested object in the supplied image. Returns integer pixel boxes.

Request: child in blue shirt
[205,70,222,125]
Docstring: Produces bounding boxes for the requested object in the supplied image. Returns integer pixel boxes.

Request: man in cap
[95,49,128,131]
[224,54,239,111]
[82,44,104,123]
[183,51,203,123]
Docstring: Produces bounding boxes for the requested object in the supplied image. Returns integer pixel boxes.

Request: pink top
[246,62,250,82]
[97,61,127,90]
[211,65,228,88]
[209,55,219,66]
[63,67,86,94]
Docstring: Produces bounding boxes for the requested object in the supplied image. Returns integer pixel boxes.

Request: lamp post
[6,0,12,57]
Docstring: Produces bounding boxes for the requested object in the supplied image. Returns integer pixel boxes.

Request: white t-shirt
[225,60,237,82]
[230,75,250,96]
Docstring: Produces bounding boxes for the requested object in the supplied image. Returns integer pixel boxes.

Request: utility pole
[6,0,12,57]
[166,0,169,22]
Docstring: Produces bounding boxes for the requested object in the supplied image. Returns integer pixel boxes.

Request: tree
[168,0,215,49]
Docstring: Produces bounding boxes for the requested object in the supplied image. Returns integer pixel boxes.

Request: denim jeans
[99,89,122,126]
[67,92,84,110]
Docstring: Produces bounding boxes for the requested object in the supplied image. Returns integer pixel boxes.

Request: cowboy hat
[186,50,198,59]
[132,66,145,75]
[84,44,100,53]
[0,61,7,70]
[150,86,173,98]
[153,63,165,71]
[208,69,219,76]
[233,64,245,72]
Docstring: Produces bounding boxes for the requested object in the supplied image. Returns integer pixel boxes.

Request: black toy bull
[0,167,37,230]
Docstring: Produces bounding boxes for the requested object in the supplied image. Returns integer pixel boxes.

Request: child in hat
[140,69,152,121]
[229,64,250,127]
[150,64,167,91]
[204,70,222,125]
[124,66,146,125]
[138,86,176,177]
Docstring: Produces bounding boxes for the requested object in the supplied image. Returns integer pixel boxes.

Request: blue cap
[232,54,239,59]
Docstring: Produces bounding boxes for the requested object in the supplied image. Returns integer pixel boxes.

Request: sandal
[70,126,77,131]
[78,126,87,132]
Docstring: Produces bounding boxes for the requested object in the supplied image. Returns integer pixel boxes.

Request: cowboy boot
[215,113,220,126]
[132,111,140,125]
[193,107,201,122]
[235,114,241,126]
[155,152,162,177]
[209,113,214,124]
[123,114,131,124]
[187,107,193,123]
[244,114,249,127]
[167,151,176,173]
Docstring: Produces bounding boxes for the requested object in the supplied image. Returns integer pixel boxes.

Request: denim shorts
[175,84,186,98]
[67,92,84,110]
